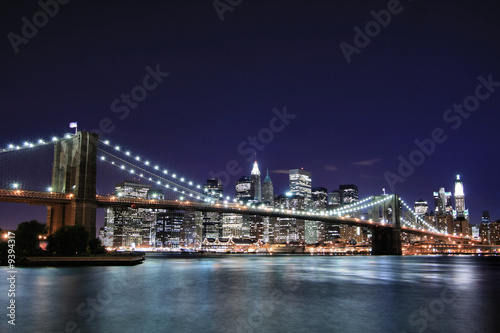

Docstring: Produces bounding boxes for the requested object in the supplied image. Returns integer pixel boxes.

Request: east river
[2,255,499,332]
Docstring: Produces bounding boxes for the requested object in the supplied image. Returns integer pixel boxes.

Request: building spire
[263,168,272,183]
[251,160,260,176]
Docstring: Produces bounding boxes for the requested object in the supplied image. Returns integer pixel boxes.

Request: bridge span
[0,131,473,255]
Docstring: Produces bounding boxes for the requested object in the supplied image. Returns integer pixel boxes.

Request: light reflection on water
[1,255,499,333]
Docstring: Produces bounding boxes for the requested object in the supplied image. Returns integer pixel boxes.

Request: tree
[47,226,89,255]
[88,238,106,254]
[15,220,46,255]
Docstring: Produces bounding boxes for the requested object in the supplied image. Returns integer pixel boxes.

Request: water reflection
[1,255,499,332]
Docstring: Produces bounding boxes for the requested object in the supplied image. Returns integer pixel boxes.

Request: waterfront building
[222,213,244,238]
[273,194,306,243]
[480,211,492,244]
[339,184,359,242]
[104,181,164,248]
[156,210,184,248]
[480,219,500,245]
[202,211,223,239]
[181,211,203,248]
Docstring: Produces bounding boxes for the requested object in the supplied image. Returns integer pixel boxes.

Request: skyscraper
[414,199,429,217]
[104,181,164,248]
[433,187,452,215]
[289,168,312,201]
[339,184,358,205]
[236,176,252,202]
[327,190,342,208]
[454,174,468,218]
[203,178,223,201]
[311,187,328,209]
[262,169,274,205]
[156,210,184,248]
[251,161,261,202]
[115,181,150,198]
[480,211,491,244]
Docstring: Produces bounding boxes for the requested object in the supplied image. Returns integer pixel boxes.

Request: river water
[2,254,499,333]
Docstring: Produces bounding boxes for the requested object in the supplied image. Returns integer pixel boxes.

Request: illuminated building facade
[203,178,223,201]
[453,174,469,219]
[339,184,358,205]
[289,168,312,201]
[480,211,492,244]
[115,181,150,198]
[433,187,452,215]
[250,161,261,202]
[104,181,164,248]
[311,187,328,209]
[236,176,252,202]
[414,199,429,217]
[273,194,306,243]
[327,190,341,208]
[156,210,184,248]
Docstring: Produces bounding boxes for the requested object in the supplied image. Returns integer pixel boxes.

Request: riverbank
[17,252,145,266]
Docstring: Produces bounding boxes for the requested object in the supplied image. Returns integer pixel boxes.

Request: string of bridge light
[99,139,206,192]
[329,196,374,215]
[98,148,209,201]
[1,134,75,154]
[331,195,393,216]
[99,140,239,203]
[399,197,440,233]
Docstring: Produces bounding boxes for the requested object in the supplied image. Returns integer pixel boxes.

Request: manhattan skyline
[1,0,500,230]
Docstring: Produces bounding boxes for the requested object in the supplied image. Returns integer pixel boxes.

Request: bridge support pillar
[371,194,402,255]
[371,227,402,255]
[47,132,99,237]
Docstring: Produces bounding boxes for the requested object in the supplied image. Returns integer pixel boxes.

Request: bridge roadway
[0,189,467,241]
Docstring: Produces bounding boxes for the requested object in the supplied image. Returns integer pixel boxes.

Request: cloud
[352,158,382,166]
[272,169,289,174]
[324,164,338,172]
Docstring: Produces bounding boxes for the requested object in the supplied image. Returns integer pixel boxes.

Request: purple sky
[1,0,500,231]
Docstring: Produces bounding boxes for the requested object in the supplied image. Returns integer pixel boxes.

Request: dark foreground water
[2,255,500,333]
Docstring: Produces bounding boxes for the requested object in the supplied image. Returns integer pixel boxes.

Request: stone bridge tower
[47,132,99,237]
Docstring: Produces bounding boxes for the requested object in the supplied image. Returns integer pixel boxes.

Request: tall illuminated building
[311,187,328,209]
[104,181,163,248]
[250,161,261,202]
[327,190,341,208]
[433,187,452,215]
[453,174,468,219]
[414,199,429,217]
[203,178,223,202]
[480,211,491,244]
[236,176,252,202]
[339,184,358,205]
[262,169,274,205]
[289,168,312,201]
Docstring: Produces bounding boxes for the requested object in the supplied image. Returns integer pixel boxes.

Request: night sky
[1,0,500,231]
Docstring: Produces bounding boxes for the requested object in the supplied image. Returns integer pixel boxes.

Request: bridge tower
[370,194,402,255]
[47,132,99,237]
